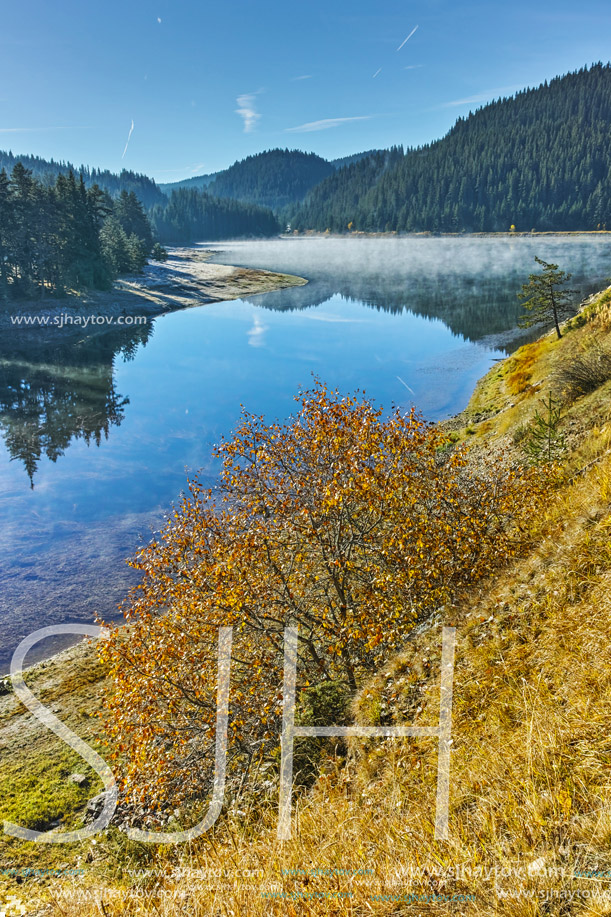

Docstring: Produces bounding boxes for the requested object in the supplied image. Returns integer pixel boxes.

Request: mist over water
[205,235,611,346]
[1,234,609,670]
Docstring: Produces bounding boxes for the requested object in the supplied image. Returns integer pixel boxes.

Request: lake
[1,235,610,670]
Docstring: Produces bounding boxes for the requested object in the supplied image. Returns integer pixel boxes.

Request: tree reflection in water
[0,321,153,487]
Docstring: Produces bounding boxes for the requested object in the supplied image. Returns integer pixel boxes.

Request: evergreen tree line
[0,150,166,209]
[150,187,281,245]
[0,162,280,299]
[290,64,611,233]
[0,164,155,299]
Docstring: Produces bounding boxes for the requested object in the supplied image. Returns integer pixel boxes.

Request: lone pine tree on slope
[518,256,578,340]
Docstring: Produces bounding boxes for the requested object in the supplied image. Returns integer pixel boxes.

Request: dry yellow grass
[39,444,611,917]
[7,291,611,917]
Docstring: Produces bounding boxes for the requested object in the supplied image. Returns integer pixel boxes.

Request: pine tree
[523,393,566,464]
[518,256,578,339]
[0,169,13,298]
[114,190,153,253]
[99,216,132,275]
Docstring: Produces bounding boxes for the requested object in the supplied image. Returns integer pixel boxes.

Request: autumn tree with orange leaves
[100,382,548,814]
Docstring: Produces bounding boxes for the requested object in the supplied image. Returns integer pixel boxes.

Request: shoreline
[285,229,611,238]
[0,246,308,334]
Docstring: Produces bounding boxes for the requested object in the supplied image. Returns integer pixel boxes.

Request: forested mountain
[291,63,611,233]
[158,171,217,193]
[0,150,166,209]
[7,62,611,249]
[159,150,384,208]
[330,149,384,170]
[291,148,405,228]
[204,149,335,210]
[161,150,335,210]
[150,187,280,244]
[0,164,155,298]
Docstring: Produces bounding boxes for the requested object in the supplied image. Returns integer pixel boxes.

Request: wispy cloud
[404,64,424,70]
[372,68,382,79]
[291,74,312,81]
[235,93,261,133]
[122,119,134,158]
[441,85,522,107]
[396,25,418,51]
[285,115,372,133]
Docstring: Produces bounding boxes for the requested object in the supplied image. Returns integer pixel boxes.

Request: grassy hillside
[3,290,611,915]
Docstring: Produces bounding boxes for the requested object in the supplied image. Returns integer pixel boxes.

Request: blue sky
[1,0,611,182]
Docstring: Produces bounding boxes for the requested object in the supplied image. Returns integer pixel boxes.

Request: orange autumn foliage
[99,382,549,813]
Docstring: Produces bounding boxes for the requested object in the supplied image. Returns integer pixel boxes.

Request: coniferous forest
[204,150,335,210]
[0,167,281,299]
[0,150,167,209]
[0,163,152,299]
[0,165,154,299]
[290,64,611,233]
[149,187,281,245]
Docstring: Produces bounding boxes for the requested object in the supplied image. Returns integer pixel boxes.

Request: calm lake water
[1,236,610,670]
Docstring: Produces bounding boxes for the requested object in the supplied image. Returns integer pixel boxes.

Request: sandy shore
[115,247,307,312]
[0,246,307,331]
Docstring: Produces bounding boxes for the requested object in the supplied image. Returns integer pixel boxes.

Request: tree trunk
[551,293,562,339]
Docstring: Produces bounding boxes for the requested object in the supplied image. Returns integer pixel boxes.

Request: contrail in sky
[122,119,134,158]
[372,68,382,79]
[396,25,418,51]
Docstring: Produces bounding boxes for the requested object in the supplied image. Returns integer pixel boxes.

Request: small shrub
[593,299,611,333]
[555,345,611,400]
[523,393,566,465]
[506,340,545,394]
[299,680,351,728]
[151,242,169,262]
[512,423,529,445]
[293,680,351,785]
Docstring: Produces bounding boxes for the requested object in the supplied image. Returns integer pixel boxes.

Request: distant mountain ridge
[329,150,383,170]
[158,171,218,193]
[161,149,335,211]
[0,150,166,209]
[159,148,385,209]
